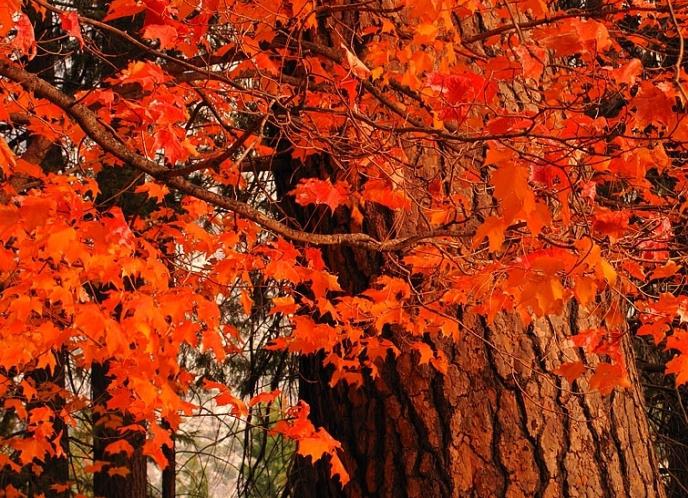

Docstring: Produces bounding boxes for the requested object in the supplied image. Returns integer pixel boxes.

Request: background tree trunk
[91,361,147,498]
[0,353,70,498]
[89,161,152,498]
[161,419,176,498]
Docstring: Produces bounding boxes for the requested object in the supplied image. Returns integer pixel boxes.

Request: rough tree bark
[279,3,667,497]
[292,299,664,497]
[276,147,665,498]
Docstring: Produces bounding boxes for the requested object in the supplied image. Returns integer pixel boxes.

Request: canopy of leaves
[0,0,687,491]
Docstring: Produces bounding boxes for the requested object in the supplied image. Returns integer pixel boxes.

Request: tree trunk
[161,420,176,498]
[89,152,151,498]
[291,302,664,497]
[276,3,666,495]
[0,14,71,491]
[279,139,666,498]
[25,352,70,498]
[635,341,688,497]
[279,156,665,497]
[91,362,148,498]
[277,156,665,498]
[274,146,661,497]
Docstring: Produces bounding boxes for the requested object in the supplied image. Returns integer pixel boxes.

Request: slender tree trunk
[89,156,151,498]
[26,350,70,498]
[91,362,147,498]
[161,420,176,498]
[636,343,688,497]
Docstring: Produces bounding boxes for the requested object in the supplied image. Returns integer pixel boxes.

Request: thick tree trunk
[291,302,664,498]
[278,156,665,498]
[274,150,661,496]
[277,156,665,498]
[269,1,666,496]
[277,139,666,498]
[276,81,666,498]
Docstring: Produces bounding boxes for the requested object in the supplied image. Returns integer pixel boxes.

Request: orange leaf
[0,137,16,176]
[666,354,688,386]
[11,437,48,464]
[142,25,178,50]
[296,428,341,462]
[361,179,411,210]
[665,332,688,385]
[60,12,84,47]
[104,0,145,20]
[410,342,434,366]
[572,276,596,306]
[290,178,349,212]
[592,210,630,242]
[249,389,281,407]
[571,328,606,353]
[202,329,226,362]
[83,461,108,474]
[104,440,134,457]
[473,216,506,252]
[609,58,643,86]
[637,322,669,345]
[45,227,78,259]
[650,261,680,280]
[554,361,585,384]
[135,182,169,201]
[12,14,36,59]
[589,363,630,395]
[329,453,350,486]
[414,23,438,44]
[112,61,169,91]
[107,466,131,478]
[50,483,71,493]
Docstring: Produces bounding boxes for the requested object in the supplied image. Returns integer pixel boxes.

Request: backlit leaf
[60,12,84,47]
[290,178,349,212]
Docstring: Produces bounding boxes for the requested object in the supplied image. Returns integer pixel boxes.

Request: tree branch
[0,61,455,252]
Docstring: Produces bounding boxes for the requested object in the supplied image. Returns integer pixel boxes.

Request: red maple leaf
[60,12,84,48]
[290,178,349,212]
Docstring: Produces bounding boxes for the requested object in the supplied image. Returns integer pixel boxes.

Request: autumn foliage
[0,0,686,494]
